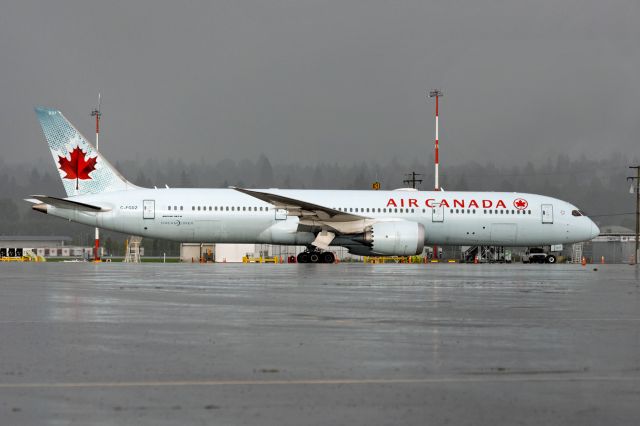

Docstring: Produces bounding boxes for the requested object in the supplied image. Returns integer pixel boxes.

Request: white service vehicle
[522,247,557,264]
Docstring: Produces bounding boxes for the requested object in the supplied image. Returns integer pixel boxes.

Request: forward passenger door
[541,204,553,224]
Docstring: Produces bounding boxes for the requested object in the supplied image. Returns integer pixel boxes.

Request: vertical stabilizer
[35,107,138,196]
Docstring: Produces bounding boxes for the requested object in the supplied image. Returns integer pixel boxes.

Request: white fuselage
[44,188,599,247]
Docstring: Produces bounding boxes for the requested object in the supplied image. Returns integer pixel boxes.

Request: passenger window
[180,206,183,211]
[192,206,195,211]
[168,206,171,210]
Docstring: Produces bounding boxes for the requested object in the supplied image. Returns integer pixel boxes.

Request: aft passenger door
[541,204,553,224]
[143,200,155,219]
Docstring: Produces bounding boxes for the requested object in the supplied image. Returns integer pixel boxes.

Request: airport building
[0,235,99,259]
[179,243,354,263]
[574,225,638,264]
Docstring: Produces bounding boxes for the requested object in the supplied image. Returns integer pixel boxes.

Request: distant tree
[180,170,191,187]
[456,175,469,191]
[135,171,152,188]
[0,199,20,233]
[257,154,274,187]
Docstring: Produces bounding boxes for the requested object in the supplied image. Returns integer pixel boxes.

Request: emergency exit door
[275,208,288,220]
[541,204,553,224]
[432,206,444,222]
[143,200,155,219]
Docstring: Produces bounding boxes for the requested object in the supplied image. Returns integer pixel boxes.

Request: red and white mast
[90,93,102,262]
[429,89,443,191]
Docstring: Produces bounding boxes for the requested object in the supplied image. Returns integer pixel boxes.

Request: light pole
[90,94,102,262]
[628,166,640,265]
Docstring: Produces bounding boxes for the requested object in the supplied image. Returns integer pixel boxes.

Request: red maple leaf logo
[58,146,97,189]
[513,198,528,210]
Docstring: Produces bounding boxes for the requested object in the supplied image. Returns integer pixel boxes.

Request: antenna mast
[428,89,443,190]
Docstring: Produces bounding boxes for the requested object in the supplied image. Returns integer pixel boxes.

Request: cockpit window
[572,209,586,217]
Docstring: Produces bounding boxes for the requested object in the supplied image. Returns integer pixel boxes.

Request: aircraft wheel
[321,252,335,264]
[546,254,556,264]
[297,252,309,263]
[309,252,321,263]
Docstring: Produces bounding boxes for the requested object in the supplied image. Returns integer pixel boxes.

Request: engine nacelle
[359,221,426,256]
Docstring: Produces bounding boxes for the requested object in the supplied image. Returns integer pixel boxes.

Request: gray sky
[1,0,639,167]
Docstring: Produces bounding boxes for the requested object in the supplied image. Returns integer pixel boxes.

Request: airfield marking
[0,376,639,389]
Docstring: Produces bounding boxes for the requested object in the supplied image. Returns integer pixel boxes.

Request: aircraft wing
[26,195,108,212]
[234,188,366,223]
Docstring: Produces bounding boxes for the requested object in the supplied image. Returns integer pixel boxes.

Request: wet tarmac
[0,263,639,425]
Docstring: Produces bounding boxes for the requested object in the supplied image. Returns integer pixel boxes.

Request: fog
[1,0,639,168]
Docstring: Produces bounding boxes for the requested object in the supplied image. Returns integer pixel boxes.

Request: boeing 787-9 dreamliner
[27,107,599,263]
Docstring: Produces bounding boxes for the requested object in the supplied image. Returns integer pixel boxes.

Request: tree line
[0,152,636,256]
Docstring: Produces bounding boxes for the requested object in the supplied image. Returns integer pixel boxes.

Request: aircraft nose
[589,220,600,240]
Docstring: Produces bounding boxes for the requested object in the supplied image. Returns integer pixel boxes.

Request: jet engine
[348,221,425,256]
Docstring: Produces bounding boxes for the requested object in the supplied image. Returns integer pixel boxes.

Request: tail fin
[35,107,139,197]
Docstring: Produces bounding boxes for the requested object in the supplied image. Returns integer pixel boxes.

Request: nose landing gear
[297,249,335,264]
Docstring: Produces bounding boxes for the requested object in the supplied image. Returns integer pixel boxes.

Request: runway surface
[1,263,639,425]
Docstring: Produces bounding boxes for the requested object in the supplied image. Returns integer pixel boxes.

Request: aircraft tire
[546,254,556,264]
[309,252,320,263]
[297,252,309,263]
[321,252,335,264]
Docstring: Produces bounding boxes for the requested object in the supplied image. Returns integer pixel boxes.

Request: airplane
[27,107,599,263]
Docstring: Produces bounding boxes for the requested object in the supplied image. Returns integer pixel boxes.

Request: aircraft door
[143,200,155,219]
[432,206,444,222]
[275,208,287,220]
[541,204,553,223]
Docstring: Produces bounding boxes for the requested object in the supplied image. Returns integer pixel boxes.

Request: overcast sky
[1,0,639,168]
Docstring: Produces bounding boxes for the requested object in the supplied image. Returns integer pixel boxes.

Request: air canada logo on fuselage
[513,198,528,210]
[386,198,509,209]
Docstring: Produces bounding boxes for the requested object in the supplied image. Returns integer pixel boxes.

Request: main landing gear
[297,249,335,264]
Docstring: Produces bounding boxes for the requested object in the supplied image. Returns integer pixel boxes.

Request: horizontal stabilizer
[28,195,108,212]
